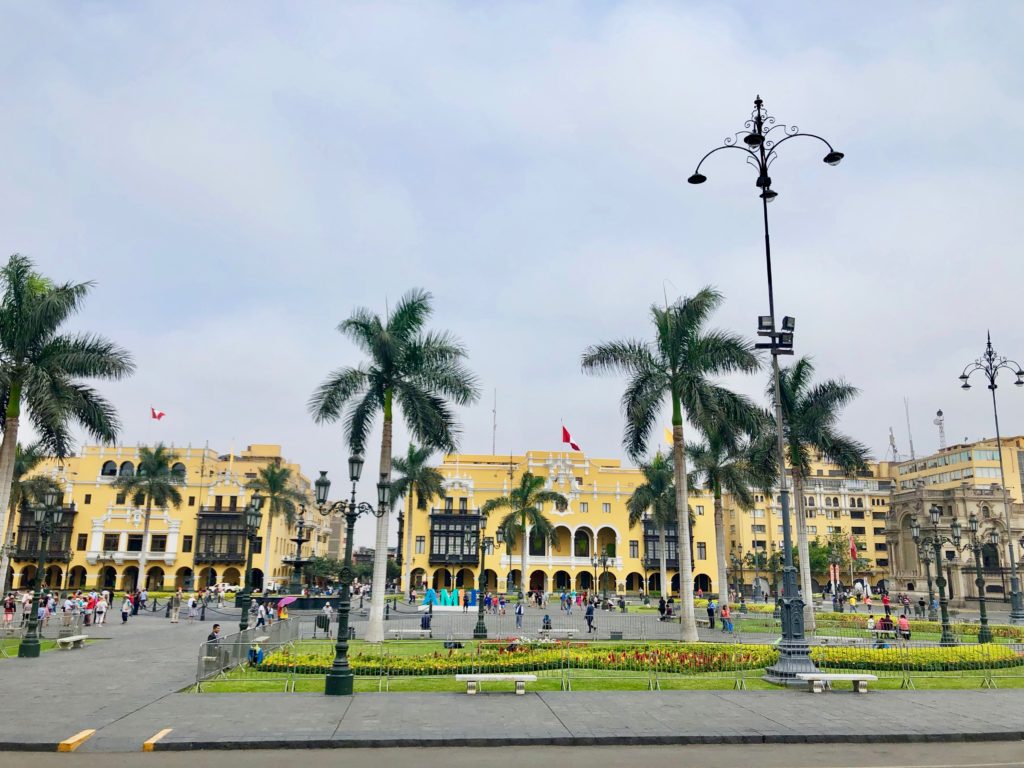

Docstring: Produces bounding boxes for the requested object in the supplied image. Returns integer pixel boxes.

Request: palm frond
[308,366,369,424]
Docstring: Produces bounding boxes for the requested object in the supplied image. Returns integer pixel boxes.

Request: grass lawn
[0,637,59,656]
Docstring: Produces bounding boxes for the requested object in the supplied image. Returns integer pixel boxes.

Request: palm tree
[765,356,869,630]
[1,442,61,592]
[481,472,566,596]
[246,464,308,587]
[582,286,760,641]
[113,443,184,590]
[391,443,444,595]
[309,289,480,642]
[687,431,761,607]
[0,255,134,594]
[627,452,677,598]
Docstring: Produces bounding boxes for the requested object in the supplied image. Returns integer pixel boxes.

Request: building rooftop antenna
[904,397,916,460]
[933,409,946,451]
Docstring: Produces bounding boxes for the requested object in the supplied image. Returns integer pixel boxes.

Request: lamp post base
[473,621,487,639]
[764,639,818,685]
[324,671,354,696]
[18,638,41,658]
[977,624,993,643]
[1008,581,1024,624]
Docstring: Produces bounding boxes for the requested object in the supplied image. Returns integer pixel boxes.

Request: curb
[150,731,1024,751]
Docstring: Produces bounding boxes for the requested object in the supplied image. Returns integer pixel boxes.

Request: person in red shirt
[897,613,911,643]
[882,593,891,616]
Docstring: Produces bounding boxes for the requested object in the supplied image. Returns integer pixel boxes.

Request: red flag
[150,406,166,421]
[561,425,581,452]
[849,533,858,561]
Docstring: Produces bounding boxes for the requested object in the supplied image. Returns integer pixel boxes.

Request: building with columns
[886,437,1024,605]
[3,443,329,594]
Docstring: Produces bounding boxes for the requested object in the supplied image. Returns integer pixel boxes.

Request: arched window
[171,462,187,479]
[824,497,832,508]
[832,497,840,507]
[806,497,815,507]
[981,505,991,518]
[101,461,117,477]
[119,461,135,477]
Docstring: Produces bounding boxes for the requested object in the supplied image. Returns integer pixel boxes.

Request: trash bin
[315,614,330,632]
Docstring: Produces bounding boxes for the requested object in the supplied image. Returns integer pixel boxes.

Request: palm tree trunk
[364,390,394,644]
[0,406,21,597]
[520,512,528,597]
[792,471,816,630]
[714,491,729,608]
[401,491,414,596]
[671,406,698,642]
[1,500,17,592]
[657,524,668,598]
[137,497,153,591]
[263,510,274,585]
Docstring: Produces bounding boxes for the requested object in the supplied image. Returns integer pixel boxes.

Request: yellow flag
[664,427,674,445]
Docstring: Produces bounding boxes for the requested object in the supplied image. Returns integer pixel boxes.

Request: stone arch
[99,565,117,590]
[529,569,546,592]
[575,571,593,591]
[528,527,547,556]
[483,568,499,592]
[45,564,63,588]
[432,568,452,590]
[221,567,241,586]
[598,570,616,594]
[250,568,264,592]
[670,573,680,595]
[68,565,88,590]
[101,460,117,477]
[171,462,187,479]
[454,567,474,588]
[647,572,661,593]
[19,564,37,588]
[410,567,426,590]
[693,573,712,593]
[551,525,572,557]
[146,566,165,591]
[573,528,592,558]
[552,570,571,590]
[595,525,617,557]
[118,461,135,477]
[197,567,217,589]
[175,567,194,590]
[625,571,644,591]
[121,565,139,591]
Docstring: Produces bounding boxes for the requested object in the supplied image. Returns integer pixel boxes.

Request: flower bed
[814,613,1024,639]
[810,643,1023,671]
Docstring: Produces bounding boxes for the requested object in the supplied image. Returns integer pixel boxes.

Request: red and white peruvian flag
[150,406,166,421]
[849,533,858,561]
[561,425,582,452]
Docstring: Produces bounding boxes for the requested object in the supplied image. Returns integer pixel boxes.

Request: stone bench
[253,635,270,643]
[56,635,88,650]
[538,628,576,639]
[815,635,861,646]
[797,672,878,693]
[388,628,432,639]
[455,673,538,694]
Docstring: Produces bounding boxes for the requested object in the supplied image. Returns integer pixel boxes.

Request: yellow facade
[895,436,1024,499]
[402,450,896,597]
[5,443,328,593]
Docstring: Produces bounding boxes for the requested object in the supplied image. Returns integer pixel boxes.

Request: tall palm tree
[113,443,183,590]
[687,431,761,607]
[0,255,134,594]
[246,464,308,586]
[309,289,479,642]
[627,452,677,598]
[1,442,61,592]
[582,286,760,641]
[764,356,869,630]
[391,443,444,594]
[481,472,566,596]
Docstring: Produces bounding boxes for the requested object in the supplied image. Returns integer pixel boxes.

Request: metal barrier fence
[1,613,88,655]
[194,619,299,685]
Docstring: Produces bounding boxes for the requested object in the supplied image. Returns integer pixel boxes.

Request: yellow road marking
[57,729,95,752]
[142,728,173,752]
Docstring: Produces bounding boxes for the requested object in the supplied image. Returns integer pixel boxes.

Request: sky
[2,2,1023,548]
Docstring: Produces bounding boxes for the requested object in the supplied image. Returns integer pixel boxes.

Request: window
[751,509,764,518]
[101,460,117,477]
[575,477,583,486]
[580,502,588,513]
[415,536,425,554]
[695,505,705,515]
[850,511,865,520]
[150,534,167,552]
[172,462,187,479]
[133,492,145,507]
[252,537,262,554]
[807,526,817,534]
[805,509,815,519]
[83,494,92,505]
[876,558,889,567]
[188,496,196,507]
[851,526,866,535]
[874,527,886,536]
[629,540,639,558]
[102,533,120,551]
[119,461,135,477]
[459,497,467,512]
[115,492,126,505]
[696,542,707,560]
[76,533,87,551]
[806,497,815,507]
[126,534,143,552]
[602,503,611,514]
[824,497,831,507]
[874,542,888,551]
[182,535,193,553]
[751,524,766,533]
[444,497,453,511]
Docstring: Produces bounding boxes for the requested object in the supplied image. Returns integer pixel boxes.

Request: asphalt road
[7,743,1024,768]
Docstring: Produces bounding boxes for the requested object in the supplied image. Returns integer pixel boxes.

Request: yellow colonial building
[3,443,330,594]
[401,450,896,598]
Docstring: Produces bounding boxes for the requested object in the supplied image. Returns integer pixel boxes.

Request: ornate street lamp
[314,456,390,696]
[911,515,939,622]
[238,493,264,633]
[590,552,599,597]
[599,549,611,602]
[949,513,994,643]
[959,333,1024,623]
[472,517,493,639]
[689,96,843,683]
[911,505,957,646]
[18,489,66,658]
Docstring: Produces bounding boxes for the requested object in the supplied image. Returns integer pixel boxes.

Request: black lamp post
[590,552,598,597]
[599,549,611,602]
[770,541,781,619]
[953,513,994,643]
[18,489,64,658]
[473,522,492,639]
[238,493,264,633]
[829,547,844,613]
[750,546,763,602]
[689,96,842,683]
[959,333,1024,623]
[314,456,390,697]
[911,506,957,646]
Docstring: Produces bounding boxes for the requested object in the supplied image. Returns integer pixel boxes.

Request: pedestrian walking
[462,591,470,613]
[706,599,716,629]
[170,590,182,623]
[585,601,595,634]
[120,595,132,624]
[95,595,107,625]
[515,601,524,630]
[187,594,198,624]
[255,602,267,628]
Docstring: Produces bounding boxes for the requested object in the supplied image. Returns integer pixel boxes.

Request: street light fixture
[18,492,67,658]
[911,505,957,645]
[689,95,843,683]
[238,493,264,633]
[472,517,493,639]
[314,459,390,696]
[959,332,1024,623]
[910,514,939,622]
[948,512,994,643]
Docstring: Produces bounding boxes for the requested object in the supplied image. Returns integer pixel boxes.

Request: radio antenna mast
[933,409,946,451]
[904,397,916,460]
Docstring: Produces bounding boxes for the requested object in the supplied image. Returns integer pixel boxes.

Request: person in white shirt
[95,596,107,625]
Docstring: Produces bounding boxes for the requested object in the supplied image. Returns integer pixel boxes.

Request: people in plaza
[866,614,875,631]
[121,594,132,624]
[187,593,198,624]
[898,613,911,643]
[882,593,891,616]
[3,593,15,627]
[170,590,182,623]
[95,594,108,625]
[207,623,222,645]
[848,593,857,612]
[515,600,524,630]
[706,598,716,629]
[542,614,552,630]
[658,595,666,620]
[255,601,267,628]
[462,590,470,613]
[585,601,595,633]
[139,588,148,611]
[720,602,733,633]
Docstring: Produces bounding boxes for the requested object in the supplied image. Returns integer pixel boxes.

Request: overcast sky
[3,2,1023,547]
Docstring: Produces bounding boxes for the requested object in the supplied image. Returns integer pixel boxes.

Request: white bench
[538,628,576,639]
[388,628,432,639]
[455,673,537,694]
[253,635,270,643]
[797,672,878,693]
[56,634,88,650]
[696,618,710,628]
